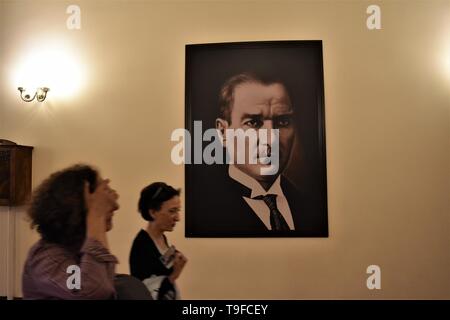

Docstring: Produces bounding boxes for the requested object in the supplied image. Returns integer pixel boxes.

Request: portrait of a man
[185,41,328,237]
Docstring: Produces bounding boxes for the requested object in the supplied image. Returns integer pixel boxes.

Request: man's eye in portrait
[274,114,293,128]
[243,117,264,129]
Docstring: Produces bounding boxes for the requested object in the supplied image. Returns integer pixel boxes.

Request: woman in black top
[129,182,187,300]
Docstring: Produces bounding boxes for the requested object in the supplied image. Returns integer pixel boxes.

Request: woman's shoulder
[132,229,155,247]
[129,230,160,264]
[30,239,72,258]
[134,229,150,240]
[24,239,74,272]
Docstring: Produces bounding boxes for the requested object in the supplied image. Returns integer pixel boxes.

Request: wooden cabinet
[0,144,33,206]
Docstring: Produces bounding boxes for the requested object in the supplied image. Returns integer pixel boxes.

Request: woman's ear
[148,209,155,220]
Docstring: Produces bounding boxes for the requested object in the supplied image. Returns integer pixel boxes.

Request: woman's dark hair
[138,182,181,221]
[27,164,98,251]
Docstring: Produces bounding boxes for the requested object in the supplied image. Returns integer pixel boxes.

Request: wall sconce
[17,87,49,102]
[12,41,87,101]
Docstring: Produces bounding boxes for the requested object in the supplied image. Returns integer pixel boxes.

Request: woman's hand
[85,179,119,248]
[168,251,188,284]
[85,179,119,217]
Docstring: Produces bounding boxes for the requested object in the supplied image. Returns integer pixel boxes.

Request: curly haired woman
[22,164,120,299]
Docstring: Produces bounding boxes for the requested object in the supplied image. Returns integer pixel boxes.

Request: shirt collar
[228,165,282,198]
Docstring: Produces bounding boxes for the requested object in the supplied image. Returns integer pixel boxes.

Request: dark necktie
[254,194,290,231]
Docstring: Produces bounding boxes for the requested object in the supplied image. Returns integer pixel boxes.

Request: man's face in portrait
[217,81,295,186]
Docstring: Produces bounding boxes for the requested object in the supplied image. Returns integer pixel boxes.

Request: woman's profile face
[151,196,181,232]
[92,174,119,232]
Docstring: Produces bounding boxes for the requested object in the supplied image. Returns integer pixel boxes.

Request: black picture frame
[185,41,328,237]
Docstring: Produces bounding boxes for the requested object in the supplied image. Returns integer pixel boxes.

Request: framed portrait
[184,41,328,237]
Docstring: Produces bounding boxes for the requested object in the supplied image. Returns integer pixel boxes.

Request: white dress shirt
[228,165,295,230]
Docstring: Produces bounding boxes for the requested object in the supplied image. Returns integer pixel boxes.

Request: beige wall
[0,0,449,299]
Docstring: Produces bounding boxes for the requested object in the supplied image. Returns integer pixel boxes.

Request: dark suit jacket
[186,164,328,237]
